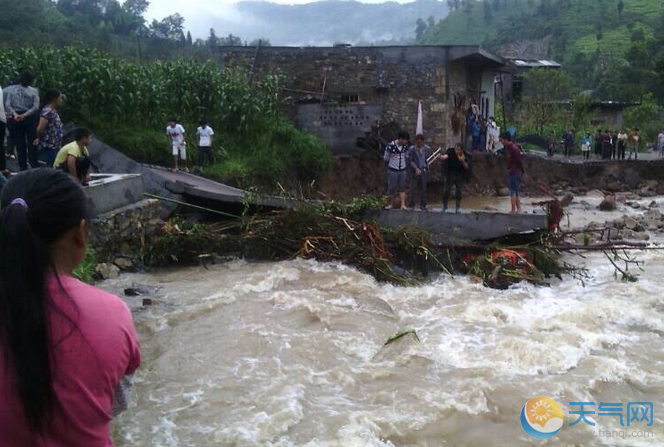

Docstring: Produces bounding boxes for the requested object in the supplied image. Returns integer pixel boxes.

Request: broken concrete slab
[372,209,548,241]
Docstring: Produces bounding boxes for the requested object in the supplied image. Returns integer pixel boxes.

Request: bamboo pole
[143,193,241,219]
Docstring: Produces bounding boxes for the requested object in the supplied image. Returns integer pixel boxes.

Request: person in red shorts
[499,132,525,214]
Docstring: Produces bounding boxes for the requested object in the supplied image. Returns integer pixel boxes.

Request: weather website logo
[520,396,565,440]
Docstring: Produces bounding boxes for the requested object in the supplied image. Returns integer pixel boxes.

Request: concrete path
[144,165,245,195]
[144,165,294,210]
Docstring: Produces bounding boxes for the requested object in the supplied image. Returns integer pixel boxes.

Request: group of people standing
[468,112,501,152]
[1,71,93,184]
[554,128,643,160]
[383,130,525,214]
[165,117,216,172]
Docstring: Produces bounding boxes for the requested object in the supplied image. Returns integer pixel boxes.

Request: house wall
[591,108,624,128]
[220,46,498,155]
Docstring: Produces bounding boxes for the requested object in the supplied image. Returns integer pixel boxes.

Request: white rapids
[105,195,664,447]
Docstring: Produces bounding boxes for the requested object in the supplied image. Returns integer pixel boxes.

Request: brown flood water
[104,195,664,446]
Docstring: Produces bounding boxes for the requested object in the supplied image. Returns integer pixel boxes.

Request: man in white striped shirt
[383,130,410,210]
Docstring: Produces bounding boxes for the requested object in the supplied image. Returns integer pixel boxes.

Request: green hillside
[420,0,664,101]
[420,0,528,46]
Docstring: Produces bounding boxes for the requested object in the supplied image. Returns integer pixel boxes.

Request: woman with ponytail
[0,169,140,446]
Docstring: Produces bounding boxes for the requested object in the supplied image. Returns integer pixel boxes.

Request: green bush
[73,247,97,284]
[88,120,172,165]
[624,95,663,145]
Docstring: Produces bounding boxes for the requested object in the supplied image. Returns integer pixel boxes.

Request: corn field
[0,47,330,186]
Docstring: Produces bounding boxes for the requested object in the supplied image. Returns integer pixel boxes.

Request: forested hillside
[0,0,264,61]
[420,0,664,102]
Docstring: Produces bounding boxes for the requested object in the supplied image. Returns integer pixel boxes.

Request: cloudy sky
[145,0,408,19]
[145,0,411,19]
[143,0,416,38]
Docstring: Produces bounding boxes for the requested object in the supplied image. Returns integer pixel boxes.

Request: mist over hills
[190,0,449,46]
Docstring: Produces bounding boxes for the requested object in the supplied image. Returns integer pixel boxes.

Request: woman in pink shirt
[0,169,140,446]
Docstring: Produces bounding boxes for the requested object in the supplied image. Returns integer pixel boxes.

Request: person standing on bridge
[441,143,471,214]
[383,130,410,210]
[628,127,640,160]
[601,129,613,160]
[562,129,575,158]
[166,118,188,172]
[196,120,215,169]
[581,134,591,160]
[407,134,432,211]
[657,129,664,157]
[499,131,525,214]
[617,129,628,160]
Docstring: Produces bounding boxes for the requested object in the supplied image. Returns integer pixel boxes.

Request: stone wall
[220,46,498,154]
[90,199,163,267]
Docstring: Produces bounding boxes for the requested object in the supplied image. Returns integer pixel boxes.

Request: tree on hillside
[427,15,436,28]
[520,68,572,136]
[207,28,218,49]
[150,13,185,40]
[415,18,428,40]
[124,0,149,18]
[483,0,493,23]
[462,0,474,30]
[249,38,271,47]
[186,31,193,46]
[219,34,243,46]
[617,0,624,18]
[630,28,645,42]
[595,24,603,52]
[57,0,105,23]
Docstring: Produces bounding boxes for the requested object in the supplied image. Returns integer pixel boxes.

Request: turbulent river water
[105,195,664,447]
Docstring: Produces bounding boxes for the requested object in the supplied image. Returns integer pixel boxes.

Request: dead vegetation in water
[137,193,659,288]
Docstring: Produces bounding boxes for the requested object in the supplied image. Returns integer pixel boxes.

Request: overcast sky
[143,0,415,38]
[145,0,409,19]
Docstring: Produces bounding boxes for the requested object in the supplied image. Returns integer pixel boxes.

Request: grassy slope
[421,0,663,60]
[420,0,524,45]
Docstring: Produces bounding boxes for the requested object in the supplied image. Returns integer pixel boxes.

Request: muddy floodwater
[106,195,664,446]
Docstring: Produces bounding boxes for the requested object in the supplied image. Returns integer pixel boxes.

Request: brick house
[219,45,506,155]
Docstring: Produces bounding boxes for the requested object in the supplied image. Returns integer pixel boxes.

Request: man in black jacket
[442,143,472,213]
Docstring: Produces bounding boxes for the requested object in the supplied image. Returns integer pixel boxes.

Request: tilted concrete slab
[146,166,295,210]
[373,209,549,241]
[85,174,143,216]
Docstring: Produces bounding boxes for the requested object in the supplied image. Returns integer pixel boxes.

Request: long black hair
[0,169,88,432]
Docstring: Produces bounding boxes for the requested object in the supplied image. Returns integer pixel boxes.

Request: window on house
[340,94,360,104]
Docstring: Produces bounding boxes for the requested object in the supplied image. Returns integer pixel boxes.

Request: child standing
[581,134,591,160]
[166,118,187,172]
[196,120,215,169]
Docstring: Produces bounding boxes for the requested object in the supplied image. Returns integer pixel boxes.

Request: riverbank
[317,152,664,200]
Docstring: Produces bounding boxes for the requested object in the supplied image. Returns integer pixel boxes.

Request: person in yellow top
[54,128,92,184]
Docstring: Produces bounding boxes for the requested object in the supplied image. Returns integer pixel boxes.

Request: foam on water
[108,201,664,447]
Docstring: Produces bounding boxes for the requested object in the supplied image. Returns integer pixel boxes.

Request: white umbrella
[416,100,423,136]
